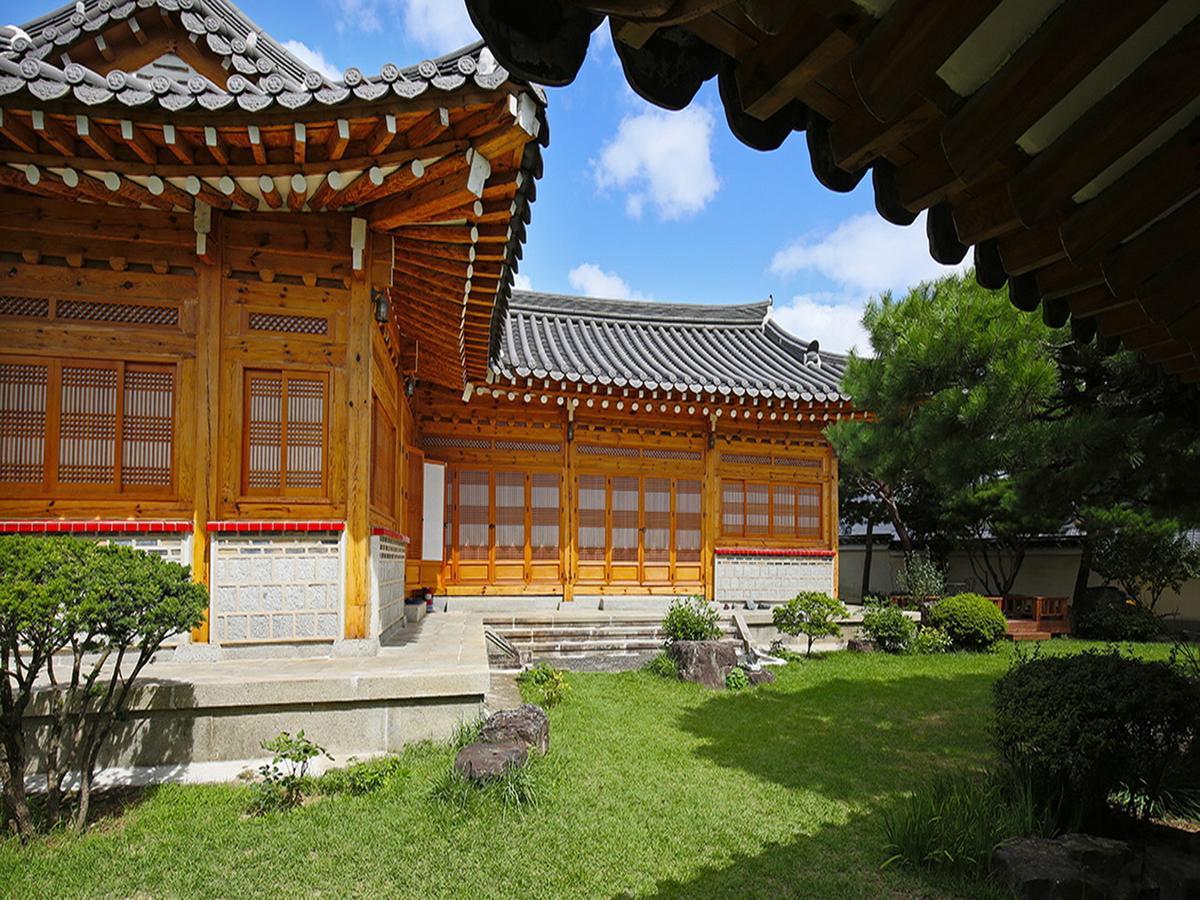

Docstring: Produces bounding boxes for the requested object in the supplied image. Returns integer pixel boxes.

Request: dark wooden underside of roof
[464,0,1200,385]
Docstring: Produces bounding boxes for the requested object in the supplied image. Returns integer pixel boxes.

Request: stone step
[515,638,668,654]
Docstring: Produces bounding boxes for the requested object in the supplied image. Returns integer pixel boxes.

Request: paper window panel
[370,399,396,516]
[722,480,745,535]
[58,365,118,485]
[610,476,639,563]
[675,479,701,563]
[578,474,607,561]
[284,378,325,491]
[643,477,671,563]
[245,374,284,491]
[773,484,797,535]
[121,368,173,488]
[797,485,822,536]
[530,472,560,561]
[457,469,490,560]
[0,362,48,483]
[494,470,526,561]
[747,483,770,535]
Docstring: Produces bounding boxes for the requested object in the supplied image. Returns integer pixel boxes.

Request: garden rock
[454,741,527,781]
[479,704,549,755]
[990,834,1151,899]
[747,668,776,686]
[847,638,877,652]
[668,640,740,690]
[1144,845,1200,900]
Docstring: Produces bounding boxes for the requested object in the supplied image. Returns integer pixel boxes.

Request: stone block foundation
[210,529,343,644]
[714,548,836,604]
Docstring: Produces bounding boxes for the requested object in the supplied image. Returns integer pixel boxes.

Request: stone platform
[24,613,489,788]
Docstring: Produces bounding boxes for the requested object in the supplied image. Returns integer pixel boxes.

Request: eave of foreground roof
[490,290,851,404]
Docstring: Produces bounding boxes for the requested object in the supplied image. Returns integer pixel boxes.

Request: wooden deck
[993,595,1071,641]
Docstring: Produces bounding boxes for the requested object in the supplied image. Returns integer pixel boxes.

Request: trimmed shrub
[661,595,721,643]
[860,602,916,653]
[909,626,952,655]
[725,666,749,691]
[772,592,848,657]
[643,651,679,679]
[993,650,1200,827]
[1075,593,1163,642]
[928,593,1007,651]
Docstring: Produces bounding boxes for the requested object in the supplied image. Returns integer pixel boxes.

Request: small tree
[0,537,207,838]
[895,552,945,602]
[1083,506,1200,610]
[773,592,849,657]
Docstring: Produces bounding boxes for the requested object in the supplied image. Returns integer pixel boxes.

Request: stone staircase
[483,612,739,666]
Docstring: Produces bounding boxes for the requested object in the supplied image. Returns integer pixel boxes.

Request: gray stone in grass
[990,833,1151,899]
[479,703,549,755]
[747,668,776,686]
[453,741,527,781]
[667,640,740,690]
[847,638,877,652]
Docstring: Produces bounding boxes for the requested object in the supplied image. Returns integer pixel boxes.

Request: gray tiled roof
[1,0,543,113]
[493,291,849,402]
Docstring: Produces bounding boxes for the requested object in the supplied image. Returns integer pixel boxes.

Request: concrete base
[440,595,562,614]
[24,614,489,787]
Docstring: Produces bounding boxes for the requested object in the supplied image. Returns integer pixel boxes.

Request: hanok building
[0,0,850,654]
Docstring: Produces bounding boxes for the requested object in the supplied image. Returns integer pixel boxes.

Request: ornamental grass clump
[927,593,1007,651]
[772,592,848,657]
[661,596,721,643]
[518,662,571,707]
[643,651,679,679]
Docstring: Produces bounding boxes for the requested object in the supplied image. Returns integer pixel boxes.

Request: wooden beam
[218,175,257,210]
[1060,116,1200,264]
[366,114,398,155]
[248,124,267,165]
[121,120,157,163]
[0,110,39,153]
[830,98,940,171]
[286,173,308,212]
[352,160,426,206]
[850,0,1003,123]
[1135,252,1200,323]
[407,107,450,148]
[74,115,116,159]
[293,122,307,165]
[1035,258,1105,300]
[952,186,1019,246]
[1103,194,1200,301]
[30,111,75,156]
[1010,18,1200,227]
[940,0,1168,185]
[1066,283,1128,318]
[145,174,195,210]
[998,219,1066,276]
[734,8,855,121]
[324,166,385,208]
[161,124,194,164]
[183,175,233,210]
[327,119,351,161]
[204,126,230,165]
[258,174,282,209]
[307,171,347,211]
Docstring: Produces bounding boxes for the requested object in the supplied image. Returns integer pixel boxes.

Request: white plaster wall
[714,554,835,603]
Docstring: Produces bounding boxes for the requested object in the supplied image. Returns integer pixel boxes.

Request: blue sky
[7,0,967,352]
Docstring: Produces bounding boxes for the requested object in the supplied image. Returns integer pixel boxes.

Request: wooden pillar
[190,206,221,643]
[701,417,719,601]
[344,221,373,639]
[829,448,840,598]
[562,404,576,602]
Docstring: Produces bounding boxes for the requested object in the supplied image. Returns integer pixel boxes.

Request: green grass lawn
[0,641,1173,899]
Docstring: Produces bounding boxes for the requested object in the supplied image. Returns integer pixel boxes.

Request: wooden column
[829,449,840,598]
[701,418,719,602]
[562,405,577,602]
[343,220,373,639]
[190,207,221,643]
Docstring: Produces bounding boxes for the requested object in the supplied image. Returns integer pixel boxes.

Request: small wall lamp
[371,287,390,324]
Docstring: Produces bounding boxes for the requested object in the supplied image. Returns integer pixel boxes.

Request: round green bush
[1075,594,1162,642]
[994,650,1200,827]
[725,666,749,691]
[927,593,1007,650]
[860,602,916,653]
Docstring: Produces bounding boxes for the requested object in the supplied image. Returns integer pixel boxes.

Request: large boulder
[454,741,527,781]
[479,703,549,755]
[991,834,1150,899]
[667,640,741,690]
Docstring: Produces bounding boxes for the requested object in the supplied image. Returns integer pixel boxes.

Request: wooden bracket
[351,216,367,273]
[193,200,213,263]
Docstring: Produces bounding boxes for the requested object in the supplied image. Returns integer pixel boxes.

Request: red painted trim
[715,547,836,558]
[0,520,193,535]
[206,521,345,533]
[370,526,411,543]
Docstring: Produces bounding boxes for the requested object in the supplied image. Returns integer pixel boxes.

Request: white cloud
[593,105,719,221]
[281,40,341,80]
[400,0,480,51]
[770,211,966,294]
[771,293,871,356]
[328,0,479,51]
[512,272,533,292]
[567,263,649,301]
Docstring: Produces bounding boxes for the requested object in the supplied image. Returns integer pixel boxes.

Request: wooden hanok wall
[407,383,839,599]
[0,193,403,641]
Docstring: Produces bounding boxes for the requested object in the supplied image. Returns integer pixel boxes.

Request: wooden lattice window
[643,477,671,564]
[722,478,823,539]
[370,396,396,517]
[610,476,639,563]
[530,472,559,561]
[243,370,328,498]
[494,470,525,561]
[456,469,490,560]
[578,474,607,562]
[675,479,701,563]
[0,357,174,495]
